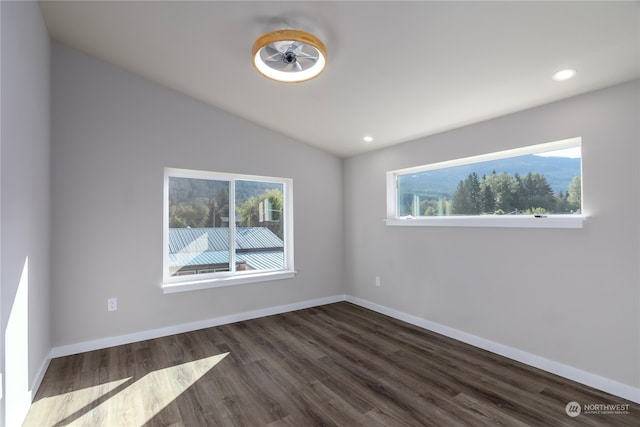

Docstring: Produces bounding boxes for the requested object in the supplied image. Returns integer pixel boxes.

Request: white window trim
[162,270,296,294]
[384,215,584,228]
[386,137,585,229]
[162,168,295,293]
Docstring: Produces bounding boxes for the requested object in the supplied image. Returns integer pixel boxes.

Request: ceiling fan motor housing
[283,51,297,64]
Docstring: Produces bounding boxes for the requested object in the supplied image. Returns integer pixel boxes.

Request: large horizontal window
[386,137,584,228]
[163,168,294,293]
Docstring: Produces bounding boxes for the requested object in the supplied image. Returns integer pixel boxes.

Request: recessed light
[363,136,373,142]
[552,68,576,81]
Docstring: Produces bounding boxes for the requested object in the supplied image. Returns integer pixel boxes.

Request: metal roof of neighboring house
[168,227,283,254]
[168,251,284,271]
[239,251,284,271]
[168,227,285,271]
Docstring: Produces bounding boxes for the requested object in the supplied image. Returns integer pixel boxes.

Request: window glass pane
[397,145,581,217]
[235,180,285,272]
[168,177,230,277]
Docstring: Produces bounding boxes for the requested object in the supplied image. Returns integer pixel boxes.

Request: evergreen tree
[481,184,495,214]
[519,172,555,212]
[567,176,581,212]
[468,172,482,214]
[452,173,482,214]
[452,180,473,214]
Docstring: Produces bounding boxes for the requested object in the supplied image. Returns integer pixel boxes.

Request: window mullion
[229,178,236,272]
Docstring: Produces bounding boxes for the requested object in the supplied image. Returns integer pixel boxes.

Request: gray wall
[0,1,51,425]
[344,80,640,388]
[51,44,345,347]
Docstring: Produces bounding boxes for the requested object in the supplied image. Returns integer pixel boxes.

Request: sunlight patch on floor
[23,352,229,426]
[23,376,131,426]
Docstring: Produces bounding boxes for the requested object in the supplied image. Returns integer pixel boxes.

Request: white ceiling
[39,1,640,157]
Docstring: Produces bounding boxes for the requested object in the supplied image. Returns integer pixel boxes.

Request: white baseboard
[30,356,51,401]
[50,294,346,359]
[44,293,639,405]
[345,295,640,404]
[22,354,51,426]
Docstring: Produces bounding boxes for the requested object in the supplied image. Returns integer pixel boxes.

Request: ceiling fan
[252,29,327,83]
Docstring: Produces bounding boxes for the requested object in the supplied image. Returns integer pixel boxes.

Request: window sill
[162,270,296,294]
[385,215,585,229]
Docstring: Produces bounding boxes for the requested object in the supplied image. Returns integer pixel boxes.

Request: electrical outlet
[375,276,381,287]
[107,298,117,312]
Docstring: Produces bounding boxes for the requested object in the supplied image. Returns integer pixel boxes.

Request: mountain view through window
[396,145,581,217]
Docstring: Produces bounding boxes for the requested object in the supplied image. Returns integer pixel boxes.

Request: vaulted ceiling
[39,1,640,157]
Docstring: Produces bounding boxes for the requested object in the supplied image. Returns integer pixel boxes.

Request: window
[163,168,294,293]
[386,137,584,228]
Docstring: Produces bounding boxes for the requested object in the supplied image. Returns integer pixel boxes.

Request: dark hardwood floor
[24,302,639,426]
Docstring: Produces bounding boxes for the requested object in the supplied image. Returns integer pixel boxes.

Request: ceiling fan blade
[267,60,291,71]
[264,54,283,63]
[278,62,296,72]
[296,53,318,62]
[288,41,303,52]
[272,41,291,53]
[264,44,281,57]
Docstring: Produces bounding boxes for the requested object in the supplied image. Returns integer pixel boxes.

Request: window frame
[162,168,295,293]
[386,137,585,228]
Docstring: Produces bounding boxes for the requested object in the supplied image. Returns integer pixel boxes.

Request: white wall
[344,80,640,390]
[51,44,345,347]
[0,1,52,426]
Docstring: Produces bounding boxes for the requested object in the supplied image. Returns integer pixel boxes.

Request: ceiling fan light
[252,29,327,83]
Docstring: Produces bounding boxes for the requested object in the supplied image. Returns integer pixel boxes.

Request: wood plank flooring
[24,302,640,426]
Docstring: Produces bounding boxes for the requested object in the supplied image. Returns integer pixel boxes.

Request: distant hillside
[399,155,580,198]
[169,177,279,205]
